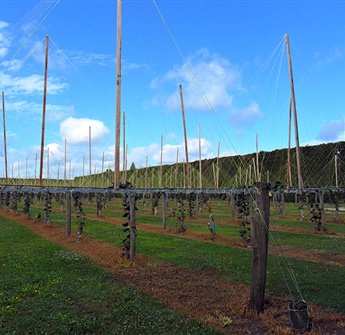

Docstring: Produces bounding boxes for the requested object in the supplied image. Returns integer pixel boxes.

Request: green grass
[0,218,222,335]
[46,215,345,314]
[6,198,345,315]
[269,229,345,254]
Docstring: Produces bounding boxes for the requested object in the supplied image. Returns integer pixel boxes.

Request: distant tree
[130,162,136,172]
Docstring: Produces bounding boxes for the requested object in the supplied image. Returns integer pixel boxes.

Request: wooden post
[179,84,191,188]
[285,34,303,193]
[129,192,136,260]
[66,191,72,235]
[122,111,126,184]
[162,192,167,229]
[256,134,260,182]
[250,182,270,313]
[198,123,202,188]
[64,139,67,186]
[114,0,122,189]
[160,135,163,188]
[175,149,179,188]
[335,153,338,188]
[39,35,49,187]
[287,98,292,188]
[217,142,220,188]
[2,91,8,185]
[89,126,92,187]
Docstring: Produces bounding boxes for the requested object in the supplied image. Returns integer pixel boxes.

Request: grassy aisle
[0,218,222,335]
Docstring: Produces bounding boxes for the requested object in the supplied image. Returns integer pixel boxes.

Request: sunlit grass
[0,218,222,335]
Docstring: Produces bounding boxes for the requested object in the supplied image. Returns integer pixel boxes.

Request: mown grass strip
[56,216,345,314]
[0,218,222,335]
[13,202,345,313]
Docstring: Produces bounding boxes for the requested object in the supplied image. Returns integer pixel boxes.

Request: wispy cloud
[151,49,262,129]
[0,21,10,59]
[313,47,343,70]
[63,50,115,67]
[153,49,242,111]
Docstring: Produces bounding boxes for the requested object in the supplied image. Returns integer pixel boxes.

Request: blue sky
[0,0,344,180]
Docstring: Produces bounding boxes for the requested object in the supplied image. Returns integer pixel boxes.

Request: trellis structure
[2,184,344,313]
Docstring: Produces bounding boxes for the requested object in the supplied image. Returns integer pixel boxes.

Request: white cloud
[0,71,68,96]
[64,50,115,67]
[153,49,242,112]
[46,142,64,162]
[127,137,213,167]
[5,100,74,122]
[0,21,9,30]
[60,117,110,144]
[0,21,10,59]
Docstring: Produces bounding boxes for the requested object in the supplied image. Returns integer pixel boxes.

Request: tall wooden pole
[179,84,191,188]
[159,135,163,188]
[256,134,260,182]
[145,156,148,188]
[114,0,122,189]
[175,149,179,188]
[287,98,292,187]
[39,35,49,187]
[335,152,339,188]
[47,147,50,183]
[198,123,202,188]
[64,139,66,186]
[285,34,303,193]
[35,153,38,185]
[89,126,92,186]
[122,111,126,184]
[1,91,8,185]
[101,151,105,187]
[217,142,220,188]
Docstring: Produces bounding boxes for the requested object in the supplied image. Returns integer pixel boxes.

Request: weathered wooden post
[66,191,71,236]
[129,192,136,260]
[162,192,167,229]
[250,182,270,313]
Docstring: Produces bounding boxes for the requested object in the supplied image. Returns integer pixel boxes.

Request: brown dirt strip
[2,209,345,335]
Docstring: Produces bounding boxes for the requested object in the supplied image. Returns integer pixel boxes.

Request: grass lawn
[0,218,222,335]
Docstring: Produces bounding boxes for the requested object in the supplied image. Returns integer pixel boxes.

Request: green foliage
[23,192,32,217]
[310,203,324,232]
[236,193,251,244]
[187,192,196,218]
[5,191,10,210]
[73,192,86,242]
[176,193,186,232]
[96,193,107,216]
[10,191,19,213]
[121,193,138,259]
[43,191,53,225]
